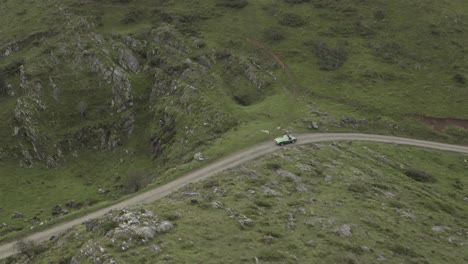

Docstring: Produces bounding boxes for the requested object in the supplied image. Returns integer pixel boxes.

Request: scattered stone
[51,204,68,216]
[341,117,357,124]
[262,186,282,196]
[296,163,312,172]
[149,244,162,253]
[277,170,301,182]
[194,152,204,161]
[398,210,416,220]
[70,256,80,264]
[239,217,254,227]
[211,201,224,209]
[336,224,352,237]
[324,175,333,182]
[361,246,371,252]
[432,226,444,232]
[11,211,24,219]
[98,188,109,194]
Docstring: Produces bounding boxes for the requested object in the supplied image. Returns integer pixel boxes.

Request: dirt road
[1,133,468,259]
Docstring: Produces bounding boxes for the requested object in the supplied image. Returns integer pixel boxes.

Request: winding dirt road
[1,133,468,259]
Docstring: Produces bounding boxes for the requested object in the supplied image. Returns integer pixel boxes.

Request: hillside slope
[0,0,467,242]
[3,142,467,263]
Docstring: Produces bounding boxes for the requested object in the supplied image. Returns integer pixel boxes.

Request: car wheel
[279,142,284,146]
[292,139,296,143]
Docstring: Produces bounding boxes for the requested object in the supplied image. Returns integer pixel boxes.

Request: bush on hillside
[124,172,152,194]
[122,9,143,24]
[0,70,6,94]
[284,0,311,4]
[264,27,286,41]
[279,13,306,27]
[304,40,348,70]
[404,169,435,183]
[453,73,466,84]
[15,240,46,259]
[220,0,249,9]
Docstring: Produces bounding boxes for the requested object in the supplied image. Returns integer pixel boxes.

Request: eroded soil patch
[414,115,468,131]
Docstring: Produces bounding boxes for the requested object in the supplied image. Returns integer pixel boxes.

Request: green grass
[12,143,467,263]
[0,0,467,242]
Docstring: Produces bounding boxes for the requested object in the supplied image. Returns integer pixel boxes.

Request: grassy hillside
[4,143,467,263]
[0,0,467,242]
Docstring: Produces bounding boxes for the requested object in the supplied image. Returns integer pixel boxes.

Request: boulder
[194,152,204,161]
[336,224,352,237]
[155,221,173,233]
[119,48,140,74]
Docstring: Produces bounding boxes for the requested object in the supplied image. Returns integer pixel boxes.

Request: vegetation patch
[404,169,436,183]
[304,40,348,70]
[279,13,306,27]
[10,143,467,263]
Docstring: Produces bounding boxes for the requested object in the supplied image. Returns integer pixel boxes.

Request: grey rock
[11,212,24,219]
[262,186,282,196]
[324,175,333,182]
[149,244,162,253]
[119,48,140,73]
[194,152,204,161]
[98,188,109,194]
[155,221,173,233]
[277,170,301,182]
[70,256,80,264]
[239,218,254,227]
[133,226,156,239]
[336,224,352,237]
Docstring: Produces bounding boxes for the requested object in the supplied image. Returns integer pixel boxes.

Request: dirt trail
[1,133,468,260]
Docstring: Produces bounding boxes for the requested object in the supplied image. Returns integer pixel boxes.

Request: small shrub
[122,9,143,24]
[0,70,6,94]
[348,183,368,193]
[389,245,419,257]
[124,172,152,193]
[255,199,272,208]
[285,0,310,4]
[404,169,435,183]
[4,60,24,75]
[266,162,281,170]
[203,179,219,189]
[374,9,386,20]
[15,240,46,259]
[279,13,306,27]
[452,178,464,190]
[264,28,286,41]
[453,73,466,84]
[304,40,348,70]
[220,0,248,9]
[258,249,286,261]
